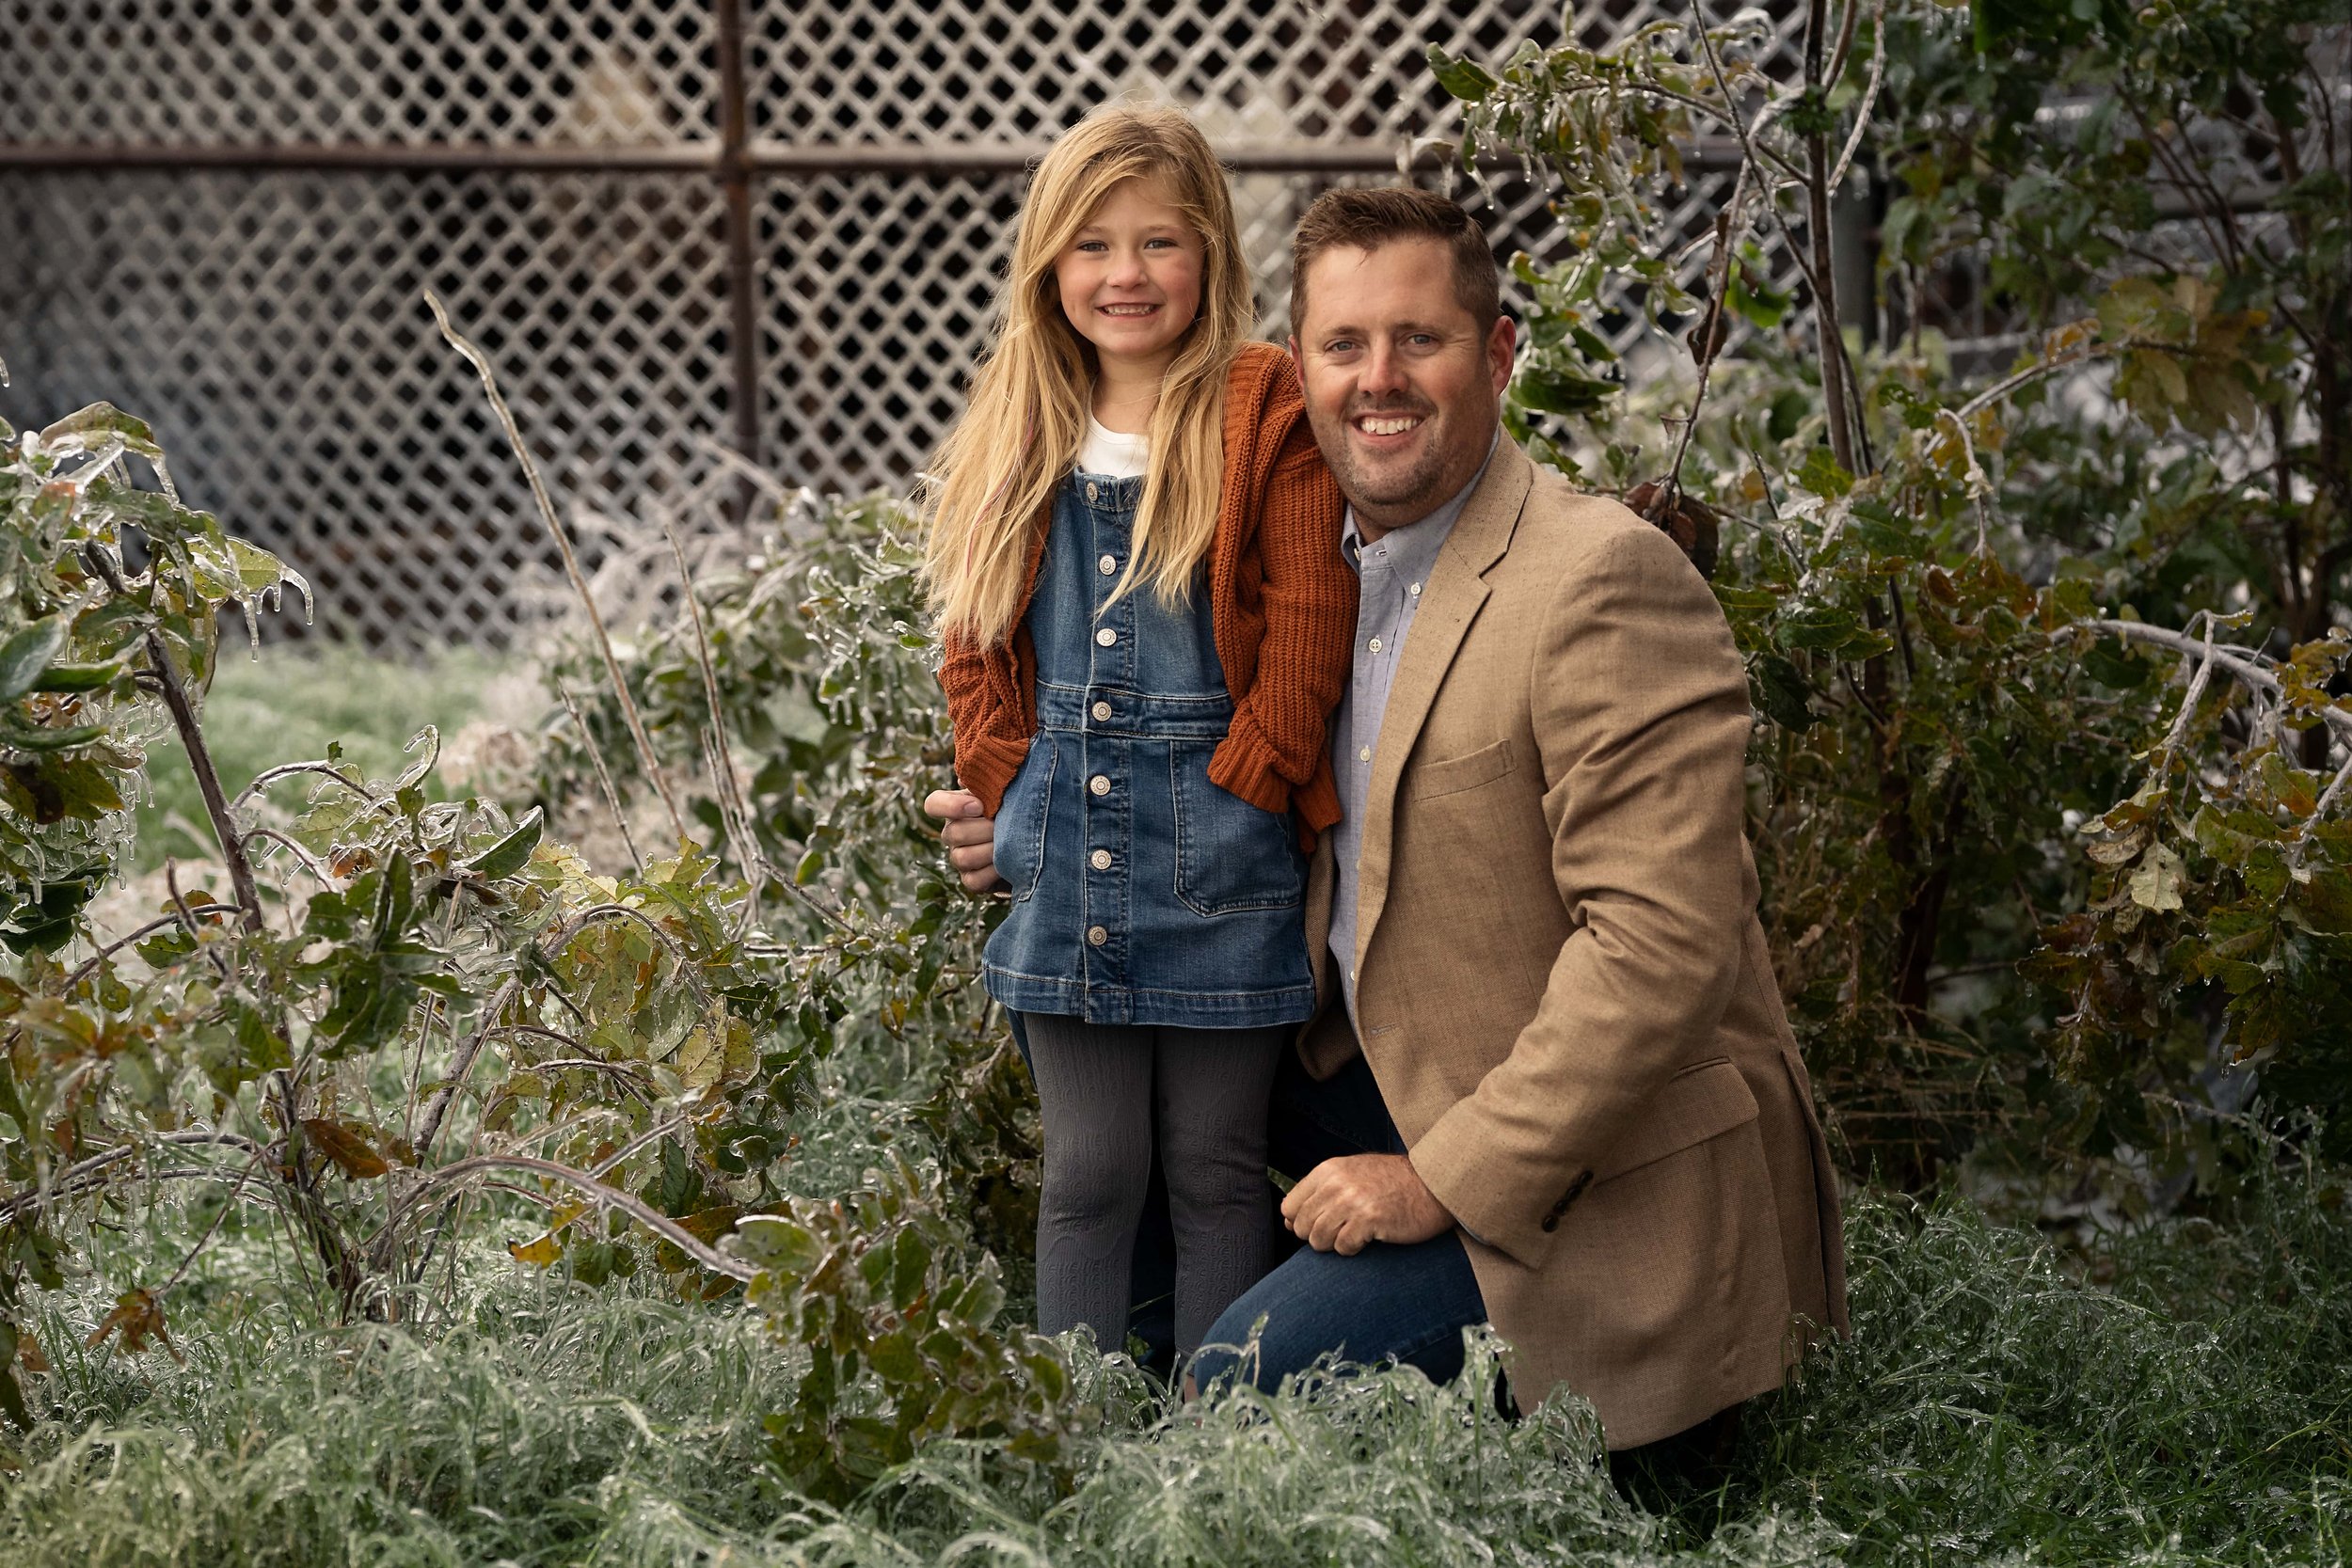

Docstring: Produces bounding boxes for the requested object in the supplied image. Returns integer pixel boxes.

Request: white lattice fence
[0,0,1798,650]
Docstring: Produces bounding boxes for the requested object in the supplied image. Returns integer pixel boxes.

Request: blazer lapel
[1350,442,1534,969]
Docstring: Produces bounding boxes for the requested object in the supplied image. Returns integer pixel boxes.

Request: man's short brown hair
[1289,186,1502,336]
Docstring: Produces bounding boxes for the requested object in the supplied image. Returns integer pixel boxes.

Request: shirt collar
[1339,429,1501,576]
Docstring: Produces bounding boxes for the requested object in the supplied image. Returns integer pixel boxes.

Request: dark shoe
[1606,1401,1743,1514]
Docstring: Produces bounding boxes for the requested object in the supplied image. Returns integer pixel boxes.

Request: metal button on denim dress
[983,472,1315,1027]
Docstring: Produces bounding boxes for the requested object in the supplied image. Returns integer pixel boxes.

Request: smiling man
[1181,186,1849,1457]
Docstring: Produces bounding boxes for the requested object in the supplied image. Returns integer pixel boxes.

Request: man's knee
[1186,1237,1486,1395]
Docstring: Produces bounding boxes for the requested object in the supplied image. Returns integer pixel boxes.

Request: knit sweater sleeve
[938,626,1035,817]
[1206,411,1354,824]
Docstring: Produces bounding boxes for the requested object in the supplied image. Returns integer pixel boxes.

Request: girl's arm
[938,628,1036,817]
[1207,418,1353,819]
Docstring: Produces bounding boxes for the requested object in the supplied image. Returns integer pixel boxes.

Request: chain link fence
[2,1,1811,651]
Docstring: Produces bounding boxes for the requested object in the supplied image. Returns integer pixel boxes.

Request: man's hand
[1280,1153,1454,1256]
[922,787,1007,895]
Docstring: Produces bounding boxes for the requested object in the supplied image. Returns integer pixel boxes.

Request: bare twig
[662,515,750,850]
[1688,9,1853,442]
[2159,612,2225,756]
[1800,0,1856,475]
[242,826,335,887]
[233,760,383,811]
[2310,748,2352,832]
[2075,620,2352,747]
[163,858,235,981]
[158,1148,268,1293]
[0,1132,268,1223]
[1932,407,1996,554]
[2305,752,2352,850]
[63,903,240,988]
[1824,0,1861,87]
[376,1153,756,1282]
[689,434,799,513]
[1660,170,1754,502]
[423,289,688,847]
[555,679,644,875]
[409,975,520,1161]
[1827,0,1887,194]
[82,546,262,929]
[1955,342,2114,420]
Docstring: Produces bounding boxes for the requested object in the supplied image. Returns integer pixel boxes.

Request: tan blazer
[1301,440,1849,1449]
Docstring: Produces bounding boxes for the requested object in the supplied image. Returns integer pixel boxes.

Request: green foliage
[531,490,1070,1461]
[0,403,306,954]
[739,1153,1086,1503]
[1442,0,2352,1180]
[3,1153,2345,1564]
[134,644,497,871]
[0,404,829,1449]
[2033,624,2352,1147]
[533,493,1034,1251]
[0,399,1073,1510]
[0,400,306,1426]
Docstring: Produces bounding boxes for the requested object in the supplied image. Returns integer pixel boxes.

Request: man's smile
[1351,409,1429,443]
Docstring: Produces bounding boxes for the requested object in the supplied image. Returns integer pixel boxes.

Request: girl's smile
[1056,177,1203,422]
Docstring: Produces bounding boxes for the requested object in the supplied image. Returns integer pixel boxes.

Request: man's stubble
[1308,394,1493,535]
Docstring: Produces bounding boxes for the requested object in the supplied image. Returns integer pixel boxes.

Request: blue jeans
[1190,1045,1487,1392]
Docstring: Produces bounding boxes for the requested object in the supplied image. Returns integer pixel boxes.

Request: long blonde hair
[922,105,1255,648]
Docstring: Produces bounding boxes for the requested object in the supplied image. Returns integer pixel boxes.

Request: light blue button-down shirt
[1328,437,1497,1026]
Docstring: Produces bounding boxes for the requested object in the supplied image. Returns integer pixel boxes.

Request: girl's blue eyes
[1075,238,1183,253]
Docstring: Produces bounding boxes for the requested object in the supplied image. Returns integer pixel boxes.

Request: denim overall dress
[982,471,1316,1028]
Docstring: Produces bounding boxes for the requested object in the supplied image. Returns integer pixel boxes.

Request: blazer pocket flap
[1593,1057,1759,1183]
[1408,738,1514,799]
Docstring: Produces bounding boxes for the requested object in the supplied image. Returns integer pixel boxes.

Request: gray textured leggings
[1019,1013,1287,1357]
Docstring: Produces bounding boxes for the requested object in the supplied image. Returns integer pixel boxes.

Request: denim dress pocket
[992,737,1057,903]
[1169,739,1305,916]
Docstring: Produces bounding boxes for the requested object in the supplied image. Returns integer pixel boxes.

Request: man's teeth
[1359,416,1422,436]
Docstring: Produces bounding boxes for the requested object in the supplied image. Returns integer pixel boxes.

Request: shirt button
[1409,581,1422,596]
[1367,637,1383,654]
[1348,967,1357,985]
[1096,626,1117,647]
[1086,482,1099,504]
[1091,700,1112,721]
[1098,553,1117,576]
[1089,774,1111,797]
[1089,848,1112,871]
[1358,746,1372,763]
[1087,925,1109,946]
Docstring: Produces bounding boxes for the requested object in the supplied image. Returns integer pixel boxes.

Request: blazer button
[1540,1170,1593,1235]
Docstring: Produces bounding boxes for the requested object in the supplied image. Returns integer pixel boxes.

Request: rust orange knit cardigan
[938,341,1355,847]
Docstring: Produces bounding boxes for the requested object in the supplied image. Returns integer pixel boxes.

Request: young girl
[924,106,1353,1362]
